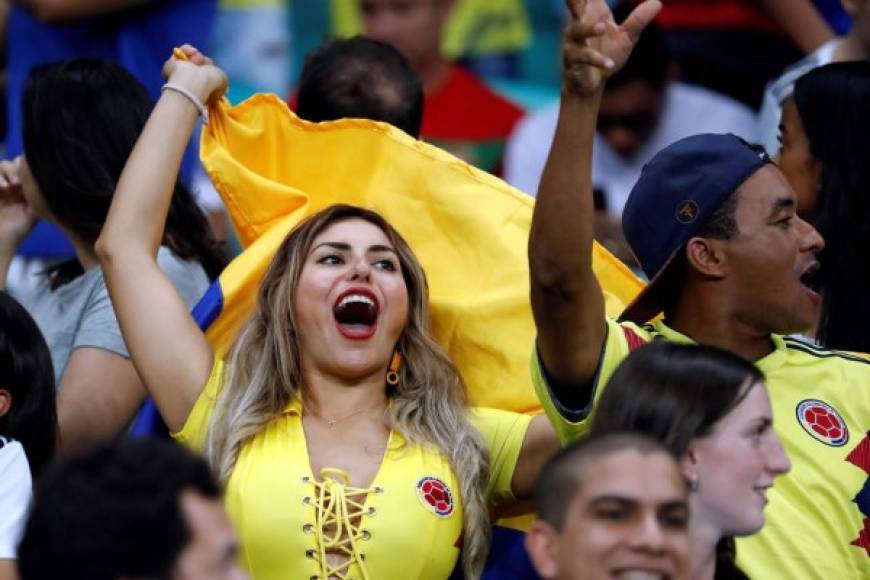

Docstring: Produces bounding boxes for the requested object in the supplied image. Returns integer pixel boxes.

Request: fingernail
[605,59,615,68]
[595,22,606,33]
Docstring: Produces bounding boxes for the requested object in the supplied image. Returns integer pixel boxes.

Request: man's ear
[0,389,11,418]
[679,442,699,484]
[685,237,728,279]
[525,520,562,579]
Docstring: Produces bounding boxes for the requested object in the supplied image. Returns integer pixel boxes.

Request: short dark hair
[17,438,222,580]
[296,36,424,137]
[0,291,57,479]
[590,341,764,458]
[607,2,669,91]
[535,432,676,530]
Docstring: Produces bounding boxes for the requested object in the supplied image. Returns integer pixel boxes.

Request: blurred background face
[690,382,790,537]
[360,0,450,70]
[549,450,691,580]
[598,80,665,159]
[776,97,822,219]
[174,490,248,580]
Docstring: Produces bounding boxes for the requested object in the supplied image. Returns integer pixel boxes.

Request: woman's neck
[67,231,99,271]
[688,496,722,580]
[301,367,389,420]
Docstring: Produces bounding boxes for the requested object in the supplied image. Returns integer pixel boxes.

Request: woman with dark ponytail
[0,59,226,453]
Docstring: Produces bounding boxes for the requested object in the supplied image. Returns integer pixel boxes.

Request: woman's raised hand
[0,157,37,251]
[562,0,661,97]
[161,44,228,106]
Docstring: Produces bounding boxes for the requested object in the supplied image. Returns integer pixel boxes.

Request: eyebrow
[768,197,795,219]
[589,495,687,510]
[312,242,397,254]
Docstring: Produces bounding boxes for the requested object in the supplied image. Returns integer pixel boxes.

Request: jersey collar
[653,321,788,373]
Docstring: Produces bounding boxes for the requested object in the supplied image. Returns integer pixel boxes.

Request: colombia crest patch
[796,399,849,447]
[416,476,454,518]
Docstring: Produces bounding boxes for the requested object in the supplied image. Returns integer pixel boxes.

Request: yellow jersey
[175,361,531,579]
[533,318,870,579]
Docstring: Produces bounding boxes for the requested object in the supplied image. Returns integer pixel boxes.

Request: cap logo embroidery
[675,200,699,224]
[416,476,455,518]
[796,399,849,447]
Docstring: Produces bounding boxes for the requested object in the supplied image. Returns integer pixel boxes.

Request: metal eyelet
[374,486,384,494]
[305,549,316,559]
[302,475,311,483]
[303,523,314,534]
[302,496,312,505]
[367,506,377,516]
[360,530,372,541]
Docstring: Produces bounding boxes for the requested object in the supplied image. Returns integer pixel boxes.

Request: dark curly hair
[296,36,424,137]
[17,438,221,580]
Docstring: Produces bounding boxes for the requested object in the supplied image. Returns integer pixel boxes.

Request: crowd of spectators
[0,1,868,579]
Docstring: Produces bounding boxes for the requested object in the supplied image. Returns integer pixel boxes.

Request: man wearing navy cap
[530,1,870,578]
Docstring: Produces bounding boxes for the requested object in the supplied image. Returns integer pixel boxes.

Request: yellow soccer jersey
[533,318,870,579]
[175,361,532,579]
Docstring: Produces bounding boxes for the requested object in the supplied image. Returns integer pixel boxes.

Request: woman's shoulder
[156,246,211,306]
[0,436,28,470]
[468,407,533,446]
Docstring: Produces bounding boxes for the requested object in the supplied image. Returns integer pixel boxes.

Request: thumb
[620,0,661,43]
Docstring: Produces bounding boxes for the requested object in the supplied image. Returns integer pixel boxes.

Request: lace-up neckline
[306,468,381,580]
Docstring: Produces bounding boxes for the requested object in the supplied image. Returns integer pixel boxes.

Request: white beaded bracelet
[161,83,209,125]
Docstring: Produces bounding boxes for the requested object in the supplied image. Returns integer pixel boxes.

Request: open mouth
[333,289,379,339]
[612,571,670,580]
[799,262,822,293]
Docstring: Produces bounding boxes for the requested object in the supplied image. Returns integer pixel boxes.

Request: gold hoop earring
[386,351,403,386]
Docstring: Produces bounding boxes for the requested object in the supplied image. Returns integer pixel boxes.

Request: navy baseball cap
[620,133,772,324]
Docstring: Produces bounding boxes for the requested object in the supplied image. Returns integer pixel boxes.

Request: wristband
[161,83,209,125]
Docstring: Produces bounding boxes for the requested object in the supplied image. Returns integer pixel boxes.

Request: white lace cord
[312,468,373,580]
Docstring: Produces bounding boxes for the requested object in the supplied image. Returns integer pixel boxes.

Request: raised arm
[95,46,226,432]
[529,0,659,391]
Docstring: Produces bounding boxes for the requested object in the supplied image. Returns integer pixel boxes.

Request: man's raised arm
[529,0,660,392]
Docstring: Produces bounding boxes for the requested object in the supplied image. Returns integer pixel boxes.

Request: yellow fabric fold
[200,93,643,413]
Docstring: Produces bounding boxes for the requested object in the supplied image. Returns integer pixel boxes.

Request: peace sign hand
[562,0,661,97]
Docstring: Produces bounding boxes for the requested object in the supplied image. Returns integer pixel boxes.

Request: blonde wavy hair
[204,204,491,578]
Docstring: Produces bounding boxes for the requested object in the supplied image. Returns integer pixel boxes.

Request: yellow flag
[198,93,643,413]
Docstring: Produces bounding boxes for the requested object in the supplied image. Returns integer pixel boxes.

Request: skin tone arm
[0,160,157,453]
[95,46,226,432]
[56,349,147,453]
[529,0,660,392]
[0,560,17,580]
[15,0,150,22]
[0,158,35,290]
[760,0,835,54]
[510,415,560,499]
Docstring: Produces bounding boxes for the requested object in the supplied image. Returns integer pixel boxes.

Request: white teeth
[338,294,375,309]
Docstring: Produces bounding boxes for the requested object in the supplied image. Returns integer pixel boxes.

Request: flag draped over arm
[196,93,643,413]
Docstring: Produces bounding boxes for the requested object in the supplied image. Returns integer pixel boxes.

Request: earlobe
[686,237,727,279]
[0,390,11,418]
[680,444,699,488]
[525,521,561,579]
